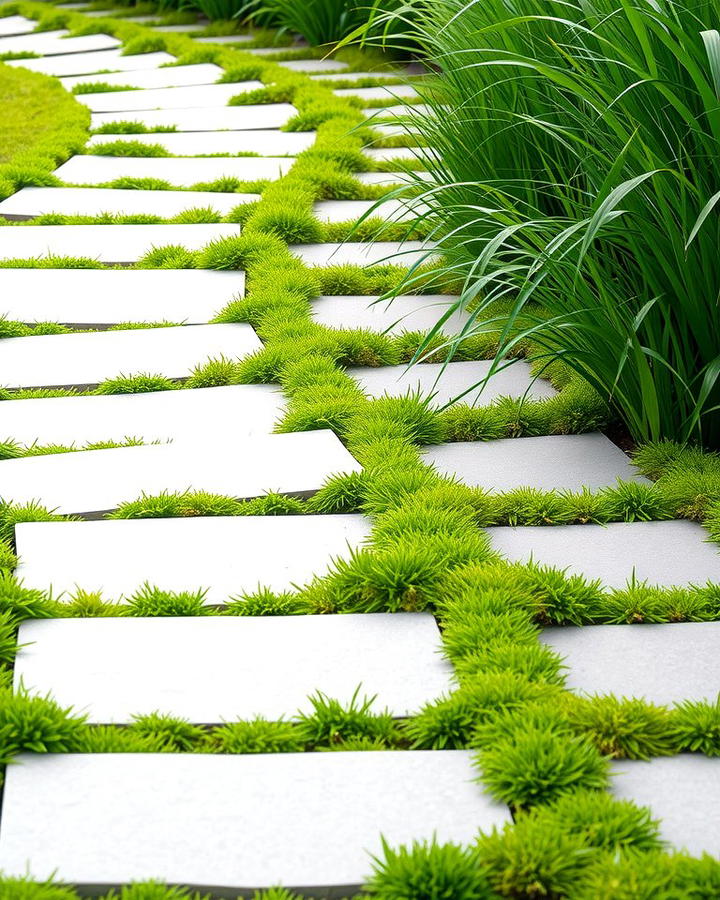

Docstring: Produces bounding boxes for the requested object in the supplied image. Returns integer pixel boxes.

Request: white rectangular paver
[59,63,224,90]
[487,521,720,590]
[334,84,418,101]
[193,33,256,44]
[15,514,368,602]
[612,756,720,857]
[0,223,239,264]
[54,155,294,187]
[292,241,436,267]
[0,323,260,389]
[0,30,120,55]
[0,187,258,221]
[6,49,174,77]
[363,146,433,162]
[87,129,315,155]
[0,15,36,37]
[351,361,557,407]
[77,81,263,112]
[542,620,720,706]
[153,22,209,32]
[0,429,361,515]
[280,58,348,73]
[0,268,244,326]
[313,70,402,82]
[355,171,432,186]
[90,103,297,131]
[314,198,415,224]
[15,611,448,721]
[2,384,283,448]
[422,434,649,492]
[311,294,465,334]
[0,751,508,891]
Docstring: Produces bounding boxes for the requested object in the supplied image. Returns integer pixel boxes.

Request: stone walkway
[1,4,719,892]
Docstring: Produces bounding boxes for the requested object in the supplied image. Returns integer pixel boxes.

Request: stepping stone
[354,171,431,186]
[311,294,467,334]
[542,620,720,706]
[76,81,263,113]
[611,756,720,857]
[0,15,37,37]
[59,62,224,90]
[15,611,450,721]
[0,751,508,891]
[193,33,257,44]
[0,268,243,326]
[421,433,648,492]
[364,146,432,161]
[0,187,259,221]
[487,520,720,590]
[153,23,210,32]
[0,429,362,515]
[351,361,557,407]
[312,70,402,81]
[334,84,419,101]
[313,198,414,224]
[0,223,239,264]
[280,58,348,73]
[15,513,368,603]
[6,48,174,77]
[243,45,308,56]
[0,30,120,55]
[292,241,435,267]
[90,103,298,131]
[2,384,283,448]
[54,154,294,186]
[87,129,315,155]
[0,322,260,390]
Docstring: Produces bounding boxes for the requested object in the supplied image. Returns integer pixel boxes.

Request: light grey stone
[0,30,119,55]
[363,146,433,162]
[0,429,362,515]
[311,294,466,334]
[0,15,36,37]
[0,223,239,264]
[542,619,720,706]
[312,70,403,82]
[15,514,369,603]
[354,171,432,186]
[15,611,449,721]
[76,80,263,112]
[280,58,348,73]
[153,22,209,32]
[487,520,720,589]
[0,268,243,326]
[291,240,436,267]
[364,104,432,120]
[193,33,256,44]
[0,751,509,890]
[611,756,720,856]
[0,322,260,389]
[351,360,557,407]
[422,433,648,492]
[334,84,419,101]
[59,62,224,90]
[90,102,297,131]
[1,384,283,448]
[243,45,307,56]
[115,15,160,23]
[5,48,174,77]
[87,128,315,155]
[54,154,294,186]
[0,186,258,221]
[313,198,415,224]
[368,122,422,139]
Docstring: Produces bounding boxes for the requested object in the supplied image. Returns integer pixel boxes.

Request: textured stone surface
[6,49,174,77]
[0,429,362,515]
[313,70,403,81]
[15,612,449,721]
[76,81,263,112]
[487,520,720,589]
[2,384,283,448]
[15,514,369,603]
[0,751,509,890]
[0,268,244,326]
[422,434,648,492]
[0,30,120,55]
[311,294,465,334]
[90,102,297,131]
[334,84,419,100]
[0,186,258,221]
[279,58,348,72]
[292,241,435,267]
[0,15,36,37]
[54,154,294,187]
[351,360,557,407]
[0,323,260,389]
[611,756,720,856]
[0,223,239,264]
[59,62,224,90]
[87,129,315,155]
[313,198,413,223]
[542,620,720,706]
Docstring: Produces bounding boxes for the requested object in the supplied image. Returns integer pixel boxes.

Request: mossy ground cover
[0,1,719,897]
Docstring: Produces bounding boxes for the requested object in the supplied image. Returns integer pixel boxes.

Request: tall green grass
[255,0,382,45]
[365,0,720,447]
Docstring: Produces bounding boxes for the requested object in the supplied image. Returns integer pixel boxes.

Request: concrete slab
[59,62,224,90]
[87,129,315,155]
[311,294,466,334]
[279,58,348,73]
[363,146,433,162]
[313,198,414,224]
[334,84,418,101]
[90,103,297,131]
[291,241,435,267]
[0,30,120,55]
[5,49,174,77]
[0,322,261,389]
[0,751,509,891]
[0,15,37,37]
[77,81,263,112]
[0,223,240,264]
[312,70,403,82]
[0,429,362,515]
[422,434,648,492]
